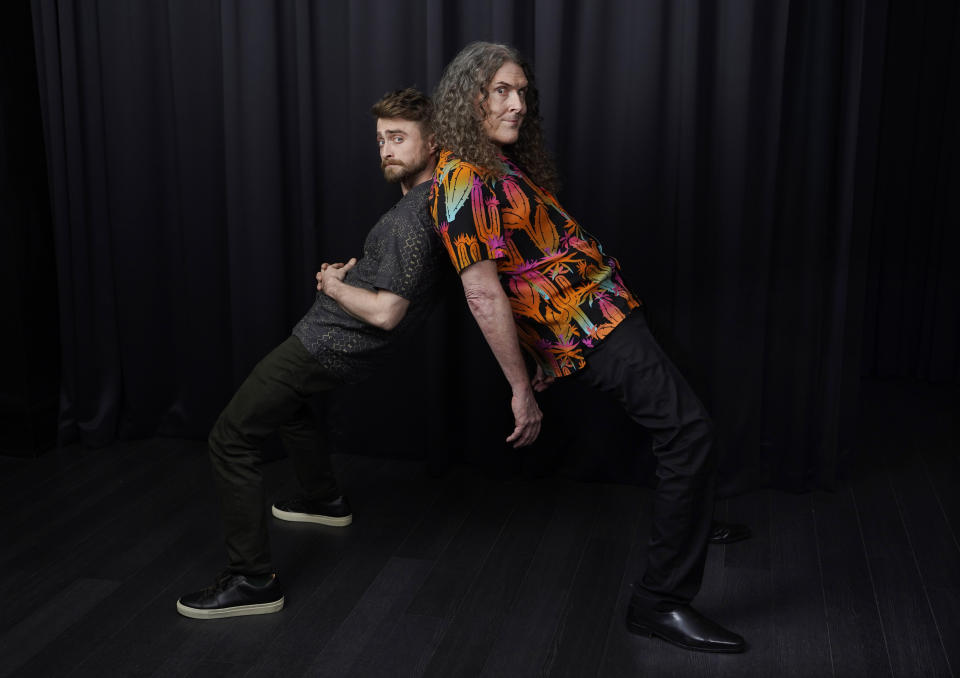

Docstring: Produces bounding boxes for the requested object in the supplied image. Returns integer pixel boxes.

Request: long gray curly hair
[432,41,559,194]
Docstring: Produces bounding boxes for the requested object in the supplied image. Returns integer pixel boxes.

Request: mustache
[381,160,404,169]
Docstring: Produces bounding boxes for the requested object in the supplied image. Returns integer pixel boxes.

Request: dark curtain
[861,0,960,383]
[24,0,956,491]
[0,1,59,455]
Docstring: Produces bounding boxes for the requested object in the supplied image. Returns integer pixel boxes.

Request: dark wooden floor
[1,378,957,677]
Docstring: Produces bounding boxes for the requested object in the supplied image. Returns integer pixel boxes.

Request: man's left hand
[317,258,357,293]
[531,365,555,392]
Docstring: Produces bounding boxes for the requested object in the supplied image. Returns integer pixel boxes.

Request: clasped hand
[316,258,357,293]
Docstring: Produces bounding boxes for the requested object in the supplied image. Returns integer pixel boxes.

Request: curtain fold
[29,0,954,491]
[861,0,960,383]
[0,1,60,455]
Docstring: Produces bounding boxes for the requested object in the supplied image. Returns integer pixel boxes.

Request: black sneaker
[176,571,284,619]
[271,494,353,527]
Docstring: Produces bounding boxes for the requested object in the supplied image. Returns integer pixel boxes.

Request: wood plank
[422,484,556,677]
[0,578,120,678]
[479,480,599,677]
[185,660,240,677]
[920,439,960,555]
[852,455,953,678]
[20,518,223,677]
[592,481,683,678]
[343,468,493,678]
[0,441,141,532]
[394,465,490,561]
[0,441,113,502]
[890,450,960,674]
[713,491,775,678]
[890,452,960,588]
[813,486,892,678]
[926,588,960,678]
[768,491,834,677]
[68,562,269,677]
[0,441,181,571]
[347,611,443,678]
[546,484,643,678]
[0,442,213,634]
[405,479,525,620]
[304,557,434,677]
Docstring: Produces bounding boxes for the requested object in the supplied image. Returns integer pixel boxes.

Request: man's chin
[383,167,405,183]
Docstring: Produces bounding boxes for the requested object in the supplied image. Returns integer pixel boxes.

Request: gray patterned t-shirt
[292,180,444,382]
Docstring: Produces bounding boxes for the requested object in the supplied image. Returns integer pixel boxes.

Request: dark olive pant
[574,311,717,606]
[208,336,343,575]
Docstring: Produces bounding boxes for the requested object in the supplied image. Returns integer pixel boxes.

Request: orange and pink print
[431,150,640,377]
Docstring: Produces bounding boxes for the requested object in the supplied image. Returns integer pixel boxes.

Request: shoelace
[199,570,236,595]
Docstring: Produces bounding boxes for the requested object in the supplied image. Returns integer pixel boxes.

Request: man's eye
[377,139,385,146]
[393,136,403,143]
[495,87,505,95]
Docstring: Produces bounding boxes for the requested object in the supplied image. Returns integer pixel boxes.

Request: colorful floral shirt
[429,150,641,377]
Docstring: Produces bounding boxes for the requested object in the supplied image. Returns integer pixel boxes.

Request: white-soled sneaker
[176,571,284,619]
[271,494,353,527]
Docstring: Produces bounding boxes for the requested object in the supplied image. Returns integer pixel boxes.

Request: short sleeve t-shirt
[429,150,640,377]
[293,180,444,382]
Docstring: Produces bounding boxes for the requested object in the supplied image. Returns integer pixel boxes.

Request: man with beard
[429,43,747,653]
[177,88,445,619]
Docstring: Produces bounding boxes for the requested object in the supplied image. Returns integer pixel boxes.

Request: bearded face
[377,118,434,186]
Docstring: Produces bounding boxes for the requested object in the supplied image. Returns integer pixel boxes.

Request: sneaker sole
[271,505,353,527]
[176,597,285,620]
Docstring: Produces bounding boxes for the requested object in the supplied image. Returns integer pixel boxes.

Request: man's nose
[508,91,523,112]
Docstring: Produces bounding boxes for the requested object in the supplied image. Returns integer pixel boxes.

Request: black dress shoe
[272,494,353,526]
[177,571,284,619]
[709,521,752,544]
[626,598,746,653]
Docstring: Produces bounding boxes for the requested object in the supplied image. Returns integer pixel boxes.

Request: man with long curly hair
[429,42,747,653]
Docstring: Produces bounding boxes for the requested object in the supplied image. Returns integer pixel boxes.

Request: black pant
[574,311,716,605]
[208,336,343,575]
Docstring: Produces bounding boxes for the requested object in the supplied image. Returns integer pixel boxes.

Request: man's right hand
[459,259,546,449]
[505,386,542,448]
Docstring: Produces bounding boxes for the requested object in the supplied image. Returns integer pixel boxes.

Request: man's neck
[400,164,437,195]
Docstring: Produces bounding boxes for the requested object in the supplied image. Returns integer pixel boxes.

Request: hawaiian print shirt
[429,150,641,377]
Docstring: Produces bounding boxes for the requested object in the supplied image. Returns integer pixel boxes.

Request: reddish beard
[381,157,427,184]
[381,161,405,183]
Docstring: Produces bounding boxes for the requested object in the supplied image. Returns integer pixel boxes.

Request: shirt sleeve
[372,205,437,301]
[431,160,507,273]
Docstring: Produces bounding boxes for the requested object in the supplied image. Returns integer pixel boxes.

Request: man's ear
[428,133,438,155]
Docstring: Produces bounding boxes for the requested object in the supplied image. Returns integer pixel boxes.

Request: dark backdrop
[1,1,59,455]
[7,0,958,492]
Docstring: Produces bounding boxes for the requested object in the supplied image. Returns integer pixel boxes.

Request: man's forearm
[467,291,531,392]
[324,278,409,331]
[460,264,531,394]
[460,259,542,447]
